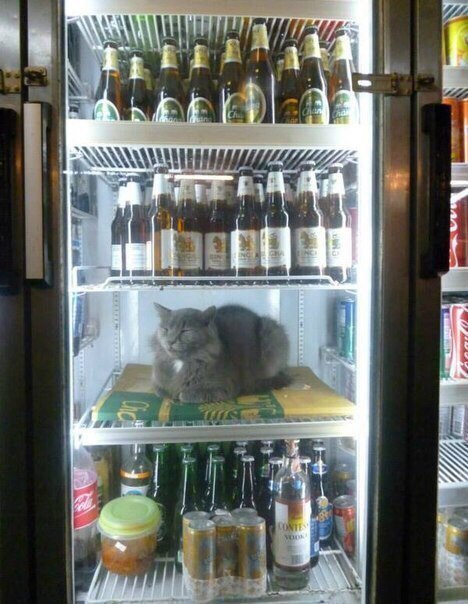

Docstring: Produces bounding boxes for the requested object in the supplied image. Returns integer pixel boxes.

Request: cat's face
[155,304,217,360]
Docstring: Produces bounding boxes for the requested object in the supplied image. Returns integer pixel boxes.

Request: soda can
[333,495,356,555]
[443,98,461,162]
[184,518,216,581]
[450,198,468,269]
[231,508,257,520]
[444,16,468,66]
[183,511,211,565]
[440,304,452,379]
[449,304,468,378]
[340,298,356,362]
[237,516,266,580]
[213,515,238,578]
[337,300,347,356]
[461,99,468,163]
[332,463,353,499]
[439,406,452,439]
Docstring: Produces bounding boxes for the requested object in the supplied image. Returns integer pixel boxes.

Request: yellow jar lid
[98,496,160,539]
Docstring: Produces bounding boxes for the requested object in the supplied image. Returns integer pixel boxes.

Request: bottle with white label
[292,161,326,277]
[325,163,351,283]
[111,177,127,277]
[122,174,147,280]
[204,180,230,276]
[175,176,203,276]
[254,173,266,219]
[231,167,261,277]
[261,161,291,277]
[273,439,311,589]
[120,442,152,497]
[147,164,175,278]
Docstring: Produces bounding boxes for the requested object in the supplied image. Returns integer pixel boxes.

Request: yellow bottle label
[280,99,299,124]
[129,56,145,79]
[251,24,270,51]
[102,46,119,71]
[143,67,153,91]
[245,82,266,123]
[334,35,353,61]
[321,48,330,72]
[284,47,300,71]
[303,34,321,60]
[193,45,210,69]
[225,38,242,64]
[161,44,178,70]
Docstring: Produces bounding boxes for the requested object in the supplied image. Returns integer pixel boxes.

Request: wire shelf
[443,1,468,23]
[68,60,93,103]
[438,436,468,507]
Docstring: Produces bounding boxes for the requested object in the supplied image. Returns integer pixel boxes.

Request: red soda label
[449,304,468,379]
[449,198,468,268]
[333,496,355,555]
[73,470,98,530]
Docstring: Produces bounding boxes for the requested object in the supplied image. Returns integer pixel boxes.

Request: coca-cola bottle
[73,443,99,590]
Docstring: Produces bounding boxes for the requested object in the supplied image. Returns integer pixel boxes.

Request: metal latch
[0,69,21,94]
[352,73,435,96]
[24,66,48,87]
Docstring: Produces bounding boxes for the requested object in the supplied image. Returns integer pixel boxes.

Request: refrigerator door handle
[23,101,53,286]
[420,103,451,279]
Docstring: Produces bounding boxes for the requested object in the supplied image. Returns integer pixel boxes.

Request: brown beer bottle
[261,161,291,277]
[245,19,277,123]
[329,28,359,124]
[275,52,285,83]
[153,38,185,122]
[318,172,329,215]
[94,40,123,120]
[254,173,265,220]
[219,31,245,124]
[175,177,203,277]
[122,174,147,280]
[231,167,260,277]
[325,164,351,283]
[292,161,326,277]
[111,177,127,277]
[147,164,175,278]
[124,50,148,121]
[204,181,230,276]
[143,62,155,120]
[187,38,216,123]
[300,27,329,124]
[279,39,301,124]
[319,41,331,90]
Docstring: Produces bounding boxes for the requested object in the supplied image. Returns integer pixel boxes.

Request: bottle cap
[241,455,255,462]
[234,447,247,455]
[269,456,283,466]
[304,26,319,37]
[130,49,144,58]
[335,27,350,38]
[260,446,273,454]
[300,161,316,171]
[268,161,284,172]
[212,455,225,463]
[194,37,209,47]
[162,37,177,47]
[153,163,169,174]
[182,455,196,464]
[238,166,254,177]
[328,163,343,174]
[226,30,240,40]
[283,38,298,49]
[103,39,118,49]
[127,173,141,183]
[252,17,267,25]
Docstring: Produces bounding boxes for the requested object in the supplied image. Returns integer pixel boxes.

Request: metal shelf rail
[438,436,468,507]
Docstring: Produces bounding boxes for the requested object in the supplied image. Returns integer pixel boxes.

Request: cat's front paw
[178,390,206,403]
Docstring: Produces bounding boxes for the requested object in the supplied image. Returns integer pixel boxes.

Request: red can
[449,303,468,379]
[333,495,355,555]
[450,197,468,268]
[461,99,468,163]
[443,98,461,162]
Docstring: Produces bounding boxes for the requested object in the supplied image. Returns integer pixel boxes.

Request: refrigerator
[0,0,452,602]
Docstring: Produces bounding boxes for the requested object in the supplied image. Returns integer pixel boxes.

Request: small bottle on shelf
[174,175,203,277]
[231,167,261,278]
[300,26,329,125]
[279,38,301,124]
[325,163,352,284]
[218,31,245,124]
[204,180,230,277]
[94,39,123,121]
[329,28,359,125]
[120,442,152,497]
[146,163,175,278]
[110,176,127,278]
[124,49,149,121]
[187,38,216,123]
[122,174,147,280]
[173,456,200,570]
[153,37,185,122]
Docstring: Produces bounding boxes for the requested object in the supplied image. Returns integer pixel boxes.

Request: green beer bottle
[203,455,229,512]
[148,444,171,553]
[173,456,200,570]
[187,38,216,123]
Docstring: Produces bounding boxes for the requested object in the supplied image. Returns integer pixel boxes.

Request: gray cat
[151,303,291,403]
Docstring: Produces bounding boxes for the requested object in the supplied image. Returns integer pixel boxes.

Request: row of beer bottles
[94,21,357,124]
[110,162,353,283]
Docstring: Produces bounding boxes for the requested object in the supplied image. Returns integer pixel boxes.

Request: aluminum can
[443,98,461,162]
[343,298,356,362]
[184,518,216,581]
[332,463,353,499]
[333,495,356,555]
[337,299,346,356]
[237,516,266,579]
[182,511,210,566]
[450,197,468,268]
[440,304,452,378]
[231,507,257,520]
[449,303,468,378]
[444,16,468,66]
[439,406,452,439]
[451,404,467,437]
[213,515,238,578]
[461,99,468,163]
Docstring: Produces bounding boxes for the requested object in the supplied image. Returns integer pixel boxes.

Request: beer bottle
[203,443,221,496]
[234,455,257,509]
[319,41,331,90]
[230,446,247,506]
[254,173,265,220]
[261,161,291,277]
[329,28,359,124]
[284,172,295,216]
[245,18,277,123]
[318,172,329,215]
[124,49,148,121]
[279,38,301,124]
[275,52,285,83]
[311,445,333,547]
[120,443,152,496]
[204,180,230,276]
[148,443,171,553]
[257,456,283,569]
[231,167,261,277]
[147,164,175,278]
[219,31,245,124]
[300,26,329,124]
[173,456,200,569]
[325,163,351,283]
[94,40,122,120]
[111,177,127,277]
[292,161,326,277]
[204,455,228,513]
[143,62,155,119]
[187,38,216,123]
[256,445,273,486]
[122,174,147,279]
[224,180,236,229]
[153,37,185,122]
[175,176,203,277]
[143,177,153,215]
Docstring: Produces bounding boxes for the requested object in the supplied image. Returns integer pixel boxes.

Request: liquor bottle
[153,37,185,122]
[311,445,333,547]
[124,49,148,121]
[148,443,171,553]
[143,62,155,119]
[147,163,175,278]
[203,443,221,496]
[325,163,352,283]
[292,161,326,277]
[204,180,230,276]
[174,176,203,277]
[275,52,285,83]
[234,455,257,509]
[120,443,152,496]
[203,455,229,512]
[261,161,291,277]
[230,446,247,507]
[219,31,245,123]
[257,456,283,569]
[187,38,216,123]
[111,176,127,277]
[329,28,359,124]
[173,456,200,569]
[122,174,147,279]
[319,41,331,90]
[94,40,123,120]
[273,439,311,589]
[300,26,329,124]
[253,173,265,219]
[231,167,261,277]
[245,18,277,123]
[279,38,301,124]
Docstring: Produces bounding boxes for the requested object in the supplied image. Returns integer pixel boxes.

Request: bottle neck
[303,34,321,60]
[328,172,345,197]
[266,171,286,196]
[283,46,300,72]
[129,56,144,80]
[224,38,242,64]
[131,443,146,457]
[250,24,270,53]
[152,173,171,199]
[179,180,196,204]
[127,182,143,206]
[181,463,197,504]
[161,44,179,71]
[102,46,119,72]
[237,175,255,199]
[334,34,353,62]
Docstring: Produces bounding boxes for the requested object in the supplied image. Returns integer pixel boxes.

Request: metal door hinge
[0,69,22,94]
[24,66,48,87]
[352,73,435,96]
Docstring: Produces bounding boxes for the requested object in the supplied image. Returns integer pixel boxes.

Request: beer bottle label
[174,231,203,270]
[294,226,326,267]
[121,482,150,496]
[223,93,246,123]
[161,44,178,69]
[284,46,300,71]
[231,229,259,269]
[321,48,330,72]
[125,242,147,271]
[153,97,185,122]
[266,171,285,194]
[280,99,299,124]
[128,107,147,122]
[300,88,329,124]
[303,35,321,60]
[331,90,359,124]
[326,227,352,268]
[111,244,122,271]
[143,68,153,91]
[261,227,291,269]
[274,498,311,569]
[224,38,242,64]
[334,35,353,61]
[328,172,345,196]
[251,23,270,50]
[205,232,230,270]
[316,496,333,541]
[237,175,255,197]
[187,98,215,123]
[129,56,145,79]
[161,229,175,270]
[302,171,318,193]
[193,45,210,69]
[94,99,120,121]
[102,46,119,71]
[245,83,267,123]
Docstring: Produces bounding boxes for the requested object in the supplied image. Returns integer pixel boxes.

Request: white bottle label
[120,483,149,497]
[266,171,285,194]
[326,227,352,267]
[152,173,170,198]
[237,175,255,198]
[146,240,153,271]
[294,226,326,267]
[328,172,345,196]
[174,232,202,270]
[111,244,122,271]
[125,243,147,271]
[261,227,291,269]
[205,232,230,270]
[231,229,259,269]
[274,499,311,568]
[302,172,318,193]
[161,229,174,270]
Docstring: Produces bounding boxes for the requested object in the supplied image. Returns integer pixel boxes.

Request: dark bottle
[153,37,185,122]
[318,172,329,215]
[257,456,283,569]
[292,161,326,277]
[120,442,152,496]
[234,454,257,509]
[319,41,331,91]
[261,161,291,277]
[203,455,229,512]
[325,163,351,283]
[94,40,123,120]
[230,446,247,507]
[275,52,285,83]
[253,173,265,219]
[143,62,155,119]
[124,49,148,121]
[203,443,221,497]
[329,28,359,124]
[244,18,277,123]
[122,174,147,279]
[279,38,301,124]
[175,176,203,276]
[187,38,216,123]
[300,26,329,124]
[256,445,273,490]
[144,177,153,215]
[204,180,230,276]
[219,31,245,124]
[231,167,261,277]
[147,163,175,278]
[174,456,200,570]
[311,445,333,547]
[111,177,127,277]
[300,453,319,565]
[148,443,171,553]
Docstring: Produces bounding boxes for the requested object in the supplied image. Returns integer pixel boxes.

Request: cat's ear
[154,303,171,322]
[202,306,216,324]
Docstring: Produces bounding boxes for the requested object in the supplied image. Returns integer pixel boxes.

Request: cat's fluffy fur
[151,303,291,403]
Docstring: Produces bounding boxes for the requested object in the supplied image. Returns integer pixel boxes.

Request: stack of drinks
[92,20,358,125]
